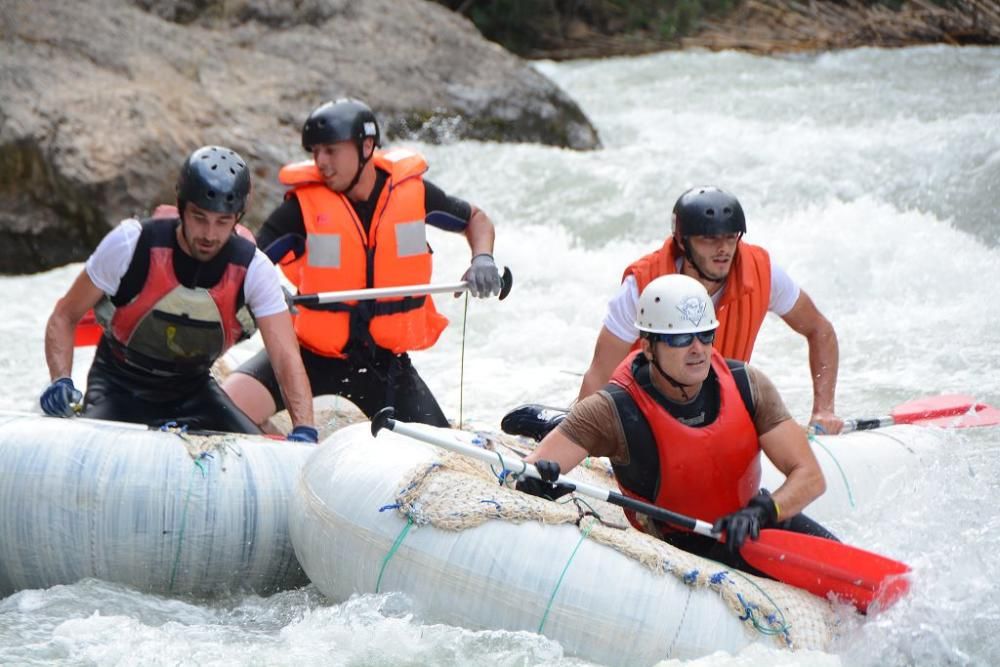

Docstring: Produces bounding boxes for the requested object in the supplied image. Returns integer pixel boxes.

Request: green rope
[538,520,594,633]
[458,292,469,428]
[376,515,414,593]
[808,433,855,508]
[168,459,206,592]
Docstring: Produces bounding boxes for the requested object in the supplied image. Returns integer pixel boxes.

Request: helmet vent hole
[205,190,215,200]
[705,208,714,216]
[653,297,661,303]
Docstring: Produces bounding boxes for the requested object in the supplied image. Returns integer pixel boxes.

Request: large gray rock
[0,0,600,274]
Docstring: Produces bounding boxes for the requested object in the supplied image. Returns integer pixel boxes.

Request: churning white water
[2,45,999,666]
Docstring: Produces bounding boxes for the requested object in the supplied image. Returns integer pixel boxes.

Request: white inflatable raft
[762,424,948,523]
[293,422,923,665]
[0,411,314,597]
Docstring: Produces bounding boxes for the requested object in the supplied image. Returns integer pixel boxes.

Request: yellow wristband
[772,499,781,523]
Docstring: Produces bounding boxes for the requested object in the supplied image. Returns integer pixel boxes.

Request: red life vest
[608,350,761,532]
[624,239,772,361]
[103,218,255,375]
[277,149,448,357]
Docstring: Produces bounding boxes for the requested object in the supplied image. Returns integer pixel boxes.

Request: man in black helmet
[41,146,317,440]
[222,98,502,429]
[504,186,842,438]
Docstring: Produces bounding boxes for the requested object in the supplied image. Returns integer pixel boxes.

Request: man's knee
[221,372,278,426]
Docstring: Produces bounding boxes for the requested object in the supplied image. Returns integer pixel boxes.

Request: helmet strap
[346,140,374,194]
[680,236,725,285]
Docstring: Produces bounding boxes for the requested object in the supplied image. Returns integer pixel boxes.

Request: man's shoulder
[739,240,770,260]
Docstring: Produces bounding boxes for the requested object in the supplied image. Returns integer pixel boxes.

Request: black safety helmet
[176,145,251,216]
[301,98,381,153]
[672,186,746,239]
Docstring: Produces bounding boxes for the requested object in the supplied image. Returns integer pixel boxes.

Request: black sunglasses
[652,330,716,348]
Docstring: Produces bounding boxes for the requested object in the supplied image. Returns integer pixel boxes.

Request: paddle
[291,265,513,306]
[841,394,1000,432]
[73,267,514,347]
[502,394,1000,441]
[371,407,910,613]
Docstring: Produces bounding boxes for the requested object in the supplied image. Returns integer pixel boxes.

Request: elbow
[811,467,827,500]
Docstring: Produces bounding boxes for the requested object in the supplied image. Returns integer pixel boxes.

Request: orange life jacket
[102,219,255,376]
[608,349,761,532]
[277,149,448,357]
[623,239,771,361]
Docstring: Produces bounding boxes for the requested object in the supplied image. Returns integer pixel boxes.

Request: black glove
[515,459,574,501]
[712,490,779,554]
[286,425,319,443]
[501,404,566,442]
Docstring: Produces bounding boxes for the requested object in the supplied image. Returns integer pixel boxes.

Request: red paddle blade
[890,394,1000,428]
[73,310,102,347]
[740,529,911,614]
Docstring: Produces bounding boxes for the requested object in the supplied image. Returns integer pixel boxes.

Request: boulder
[0,0,600,274]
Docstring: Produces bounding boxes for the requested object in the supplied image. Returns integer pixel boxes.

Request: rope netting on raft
[388,432,842,651]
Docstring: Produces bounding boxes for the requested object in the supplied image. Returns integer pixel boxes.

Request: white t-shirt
[85,219,288,318]
[602,257,801,343]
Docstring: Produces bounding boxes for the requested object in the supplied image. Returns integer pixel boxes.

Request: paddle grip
[498,266,514,301]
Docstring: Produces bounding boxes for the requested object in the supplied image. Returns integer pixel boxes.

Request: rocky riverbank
[684,0,1000,53]
[0,0,600,274]
[462,0,1000,59]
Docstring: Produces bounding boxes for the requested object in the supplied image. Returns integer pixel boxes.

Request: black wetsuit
[82,219,261,434]
[607,357,838,578]
[233,173,471,427]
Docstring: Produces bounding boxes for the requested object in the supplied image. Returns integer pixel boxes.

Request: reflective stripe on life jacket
[100,218,256,376]
[277,148,448,357]
[608,349,761,533]
[624,239,772,361]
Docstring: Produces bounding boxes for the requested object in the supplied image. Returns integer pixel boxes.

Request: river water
[2,45,999,666]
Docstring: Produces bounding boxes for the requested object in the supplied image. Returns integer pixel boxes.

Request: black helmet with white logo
[301,98,381,153]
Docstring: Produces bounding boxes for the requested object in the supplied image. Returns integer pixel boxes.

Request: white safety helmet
[634,274,719,335]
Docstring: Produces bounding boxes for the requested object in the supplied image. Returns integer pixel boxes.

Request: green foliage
[434,0,738,56]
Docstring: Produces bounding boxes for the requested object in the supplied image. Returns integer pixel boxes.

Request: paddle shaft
[371,409,714,537]
[74,267,514,346]
[841,416,895,432]
[292,265,513,306]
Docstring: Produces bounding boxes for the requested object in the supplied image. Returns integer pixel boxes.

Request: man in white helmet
[518,274,835,573]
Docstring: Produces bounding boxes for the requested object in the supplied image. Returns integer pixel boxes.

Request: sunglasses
[652,330,716,348]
